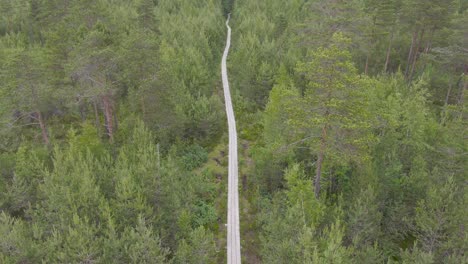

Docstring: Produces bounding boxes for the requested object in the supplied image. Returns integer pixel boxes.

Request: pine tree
[0,212,42,263]
[68,20,119,142]
[399,243,434,264]
[293,33,372,197]
[120,216,170,263]
[2,47,54,145]
[413,176,465,262]
[347,185,382,248]
[174,227,217,264]
[3,145,44,217]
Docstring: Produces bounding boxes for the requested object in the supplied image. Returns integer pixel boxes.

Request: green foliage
[183,95,225,146]
[174,227,217,264]
[192,201,217,228]
[399,243,434,264]
[2,145,44,217]
[117,216,170,264]
[222,0,234,16]
[413,176,466,261]
[180,144,209,170]
[284,164,325,225]
[0,120,221,261]
[67,123,107,157]
[0,212,41,263]
[316,220,353,264]
[259,164,348,264]
[0,0,466,262]
[260,197,315,264]
[346,185,382,247]
[292,33,374,162]
[247,2,466,257]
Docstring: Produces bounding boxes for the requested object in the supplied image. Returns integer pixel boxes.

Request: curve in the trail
[222,14,241,264]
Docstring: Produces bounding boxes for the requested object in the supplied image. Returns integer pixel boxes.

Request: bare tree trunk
[384,31,394,73]
[36,111,50,145]
[155,143,161,202]
[314,125,328,198]
[424,28,435,54]
[445,84,453,106]
[157,143,161,169]
[93,99,101,137]
[79,102,86,121]
[456,69,467,119]
[459,75,467,106]
[405,29,419,77]
[102,92,114,142]
[30,85,49,145]
[409,28,425,80]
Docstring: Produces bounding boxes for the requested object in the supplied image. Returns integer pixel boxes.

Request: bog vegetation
[0,0,466,263]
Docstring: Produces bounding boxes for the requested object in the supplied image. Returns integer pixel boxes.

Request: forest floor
[238,139,261,263]
[197,141,228,263]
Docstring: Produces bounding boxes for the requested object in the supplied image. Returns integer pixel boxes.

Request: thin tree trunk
[384,31,394,73]
[314,125,328,198]
[424,28,435,54]
[157,143,161,169]
[93,99,101,137]
[102,92,114,142]
[36,111,50,145]
[445,84,452,106]
[424,41,431,54]
[79,102,86,121]
[459,76,467,106]
[456,71,467,120]
[405,29,419,77]
[409,28,425,80]
[30,86,49,145]
[155,143,161,203]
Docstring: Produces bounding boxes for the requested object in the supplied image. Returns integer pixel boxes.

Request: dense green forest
[0,0,466,263]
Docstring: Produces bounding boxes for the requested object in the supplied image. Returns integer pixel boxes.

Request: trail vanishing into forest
[222,14,241,264]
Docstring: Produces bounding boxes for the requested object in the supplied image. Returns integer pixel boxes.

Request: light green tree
[293,33,373,197]
[174,226,217,264]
